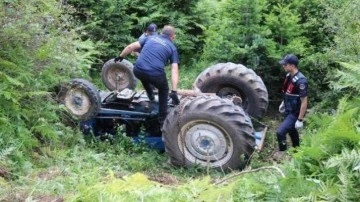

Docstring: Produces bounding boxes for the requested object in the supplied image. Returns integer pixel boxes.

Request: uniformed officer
[274,54,308,160]
[114,25,180,124]
[132,23,158,57]
[138,23,158,41]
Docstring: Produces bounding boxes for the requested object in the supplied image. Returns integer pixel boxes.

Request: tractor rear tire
[101,59,137,91]
[162,95,255,171]
[194,63,268,119]
[63,79,101,120]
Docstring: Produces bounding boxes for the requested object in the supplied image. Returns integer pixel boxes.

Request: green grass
[3,103,358,201]
[0,145,283,201]
[1,108,359,201]
[0,114,286,201]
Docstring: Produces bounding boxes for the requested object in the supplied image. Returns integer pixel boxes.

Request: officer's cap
[279,54,299,66]
[146,23,157,33]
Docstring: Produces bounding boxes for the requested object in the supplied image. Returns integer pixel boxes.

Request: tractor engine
[81,89,163,138]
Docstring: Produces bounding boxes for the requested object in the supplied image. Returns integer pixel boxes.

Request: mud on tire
[101,59,137,91]
[162,95,255,171]
[62,79,101,120]
[194,63,268,119]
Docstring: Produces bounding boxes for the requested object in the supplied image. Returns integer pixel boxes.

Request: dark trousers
[276,113,300,151]
[133,68,169,121]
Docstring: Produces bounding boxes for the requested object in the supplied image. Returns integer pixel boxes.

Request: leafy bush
[0,0,102,174]
[294,99,359,173]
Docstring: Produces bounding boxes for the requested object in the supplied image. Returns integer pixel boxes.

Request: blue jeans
[276,113,300,151]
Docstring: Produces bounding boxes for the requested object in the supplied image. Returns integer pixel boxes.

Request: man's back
[135,35,179,76]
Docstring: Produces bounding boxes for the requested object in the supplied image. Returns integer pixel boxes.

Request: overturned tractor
[59,59,269,171]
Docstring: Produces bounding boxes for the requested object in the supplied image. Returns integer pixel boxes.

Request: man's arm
[298,96,308,120]
[119,41,141,57]
[171,63,178,91]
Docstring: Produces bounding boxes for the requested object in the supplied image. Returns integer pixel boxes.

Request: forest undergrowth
[0,114,286,201]
[1,0,359,201]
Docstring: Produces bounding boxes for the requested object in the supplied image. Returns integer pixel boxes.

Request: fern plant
[0,147,16,163]
[0,0,103,174]
[331,63,360,95]
[294,105,360,174]
[315,148,360,201]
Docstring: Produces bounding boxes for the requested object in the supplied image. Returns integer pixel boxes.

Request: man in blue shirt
[114,25,180,124]
[273,54,308,160]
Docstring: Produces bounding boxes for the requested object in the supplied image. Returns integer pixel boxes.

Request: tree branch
[214,166,285,185]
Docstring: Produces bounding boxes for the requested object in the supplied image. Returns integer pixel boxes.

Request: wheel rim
[106,66,130,90]
[217,87,248,109]
[64,87,91,116]
[178,120,233,167]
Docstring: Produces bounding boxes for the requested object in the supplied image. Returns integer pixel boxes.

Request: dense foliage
[64,0,360,104]
[0,0,359,201]
[0,0,101,173]
[66,0,204,66]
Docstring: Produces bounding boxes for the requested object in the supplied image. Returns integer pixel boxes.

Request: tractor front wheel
[62,79,101,120]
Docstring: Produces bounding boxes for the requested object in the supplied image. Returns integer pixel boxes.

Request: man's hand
[295,120,304,129]
[131,51,140,57]
[114,56,124,63]
[279,101,285,114]
[169,90,180,105]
